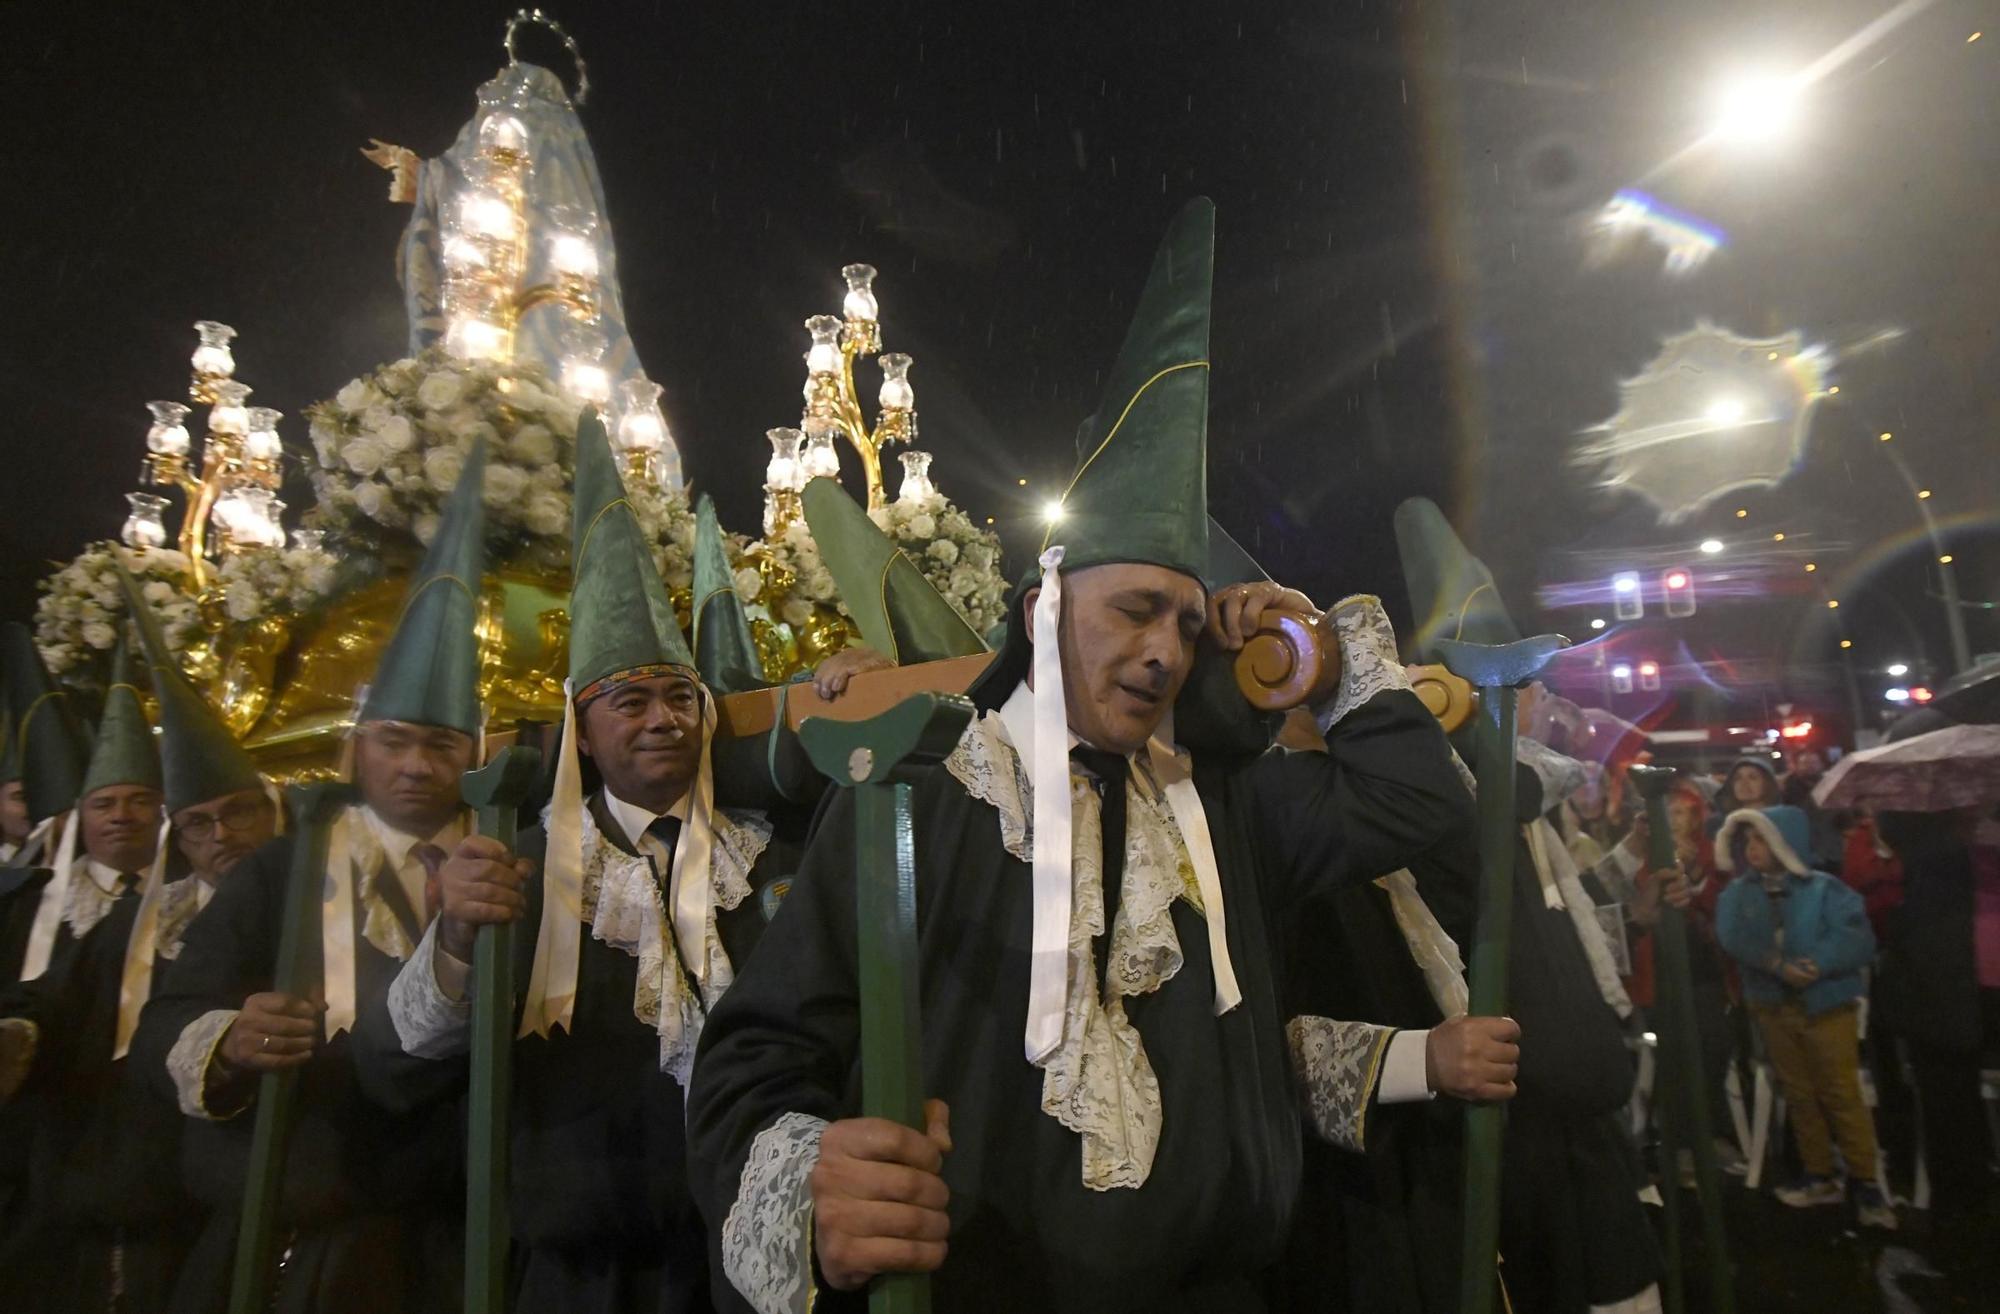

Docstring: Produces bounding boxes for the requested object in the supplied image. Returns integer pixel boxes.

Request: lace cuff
[1287,1016,1396,1153]
[1317,595,1415,731]
[722,1112,829,1314]
[168,1008,248,1120]
[388,923,472,1060]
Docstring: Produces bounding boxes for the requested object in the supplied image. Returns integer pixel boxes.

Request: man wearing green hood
[0,623,97,986]
[686,200,1473,1312]
[0,572,287,1311]
[132,443,493,1314]
[350,413,805,1313]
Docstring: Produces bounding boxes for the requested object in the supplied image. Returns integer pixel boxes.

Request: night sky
[8,0,1995,735]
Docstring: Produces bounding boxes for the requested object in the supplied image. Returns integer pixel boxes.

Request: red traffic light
[1909,686,1934,704]
[1664,570,1690,591]
[1780,721,1814,739]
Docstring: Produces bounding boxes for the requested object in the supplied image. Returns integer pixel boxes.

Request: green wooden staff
[460,745,543,1314]
[228,782,355,1314]
[799,693,974,1314]
[1627,764,1735,1314]
[1434,634,1566,1314]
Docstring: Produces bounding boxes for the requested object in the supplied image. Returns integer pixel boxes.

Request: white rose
[867,506,894,531]
[908,513,937,540]
[360,404,394,435]
[482,463,529,508]
[353,481,387,519]
[780,598,813,628]
[529,463,563,491]
[335,378,378,412]
[224,581,261,623]
[142,581,173,604]
[413,513,441,546]
[343,436,386,476]
[510,424,556,467]
[82,621,116,650]
[376,414,416,452]
[731,567,764,603]
[949,565,978,597]
[507,379,550,413]
[927,539,960,566]
[524,492,567,537]
[417,372,465,411]
[423,445,466,493]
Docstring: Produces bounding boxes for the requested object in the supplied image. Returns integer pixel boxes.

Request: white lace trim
[574,802,771,1086]
[1517,737,1588,811]
[1287,1016,1396,1153]
[1318,595,1414,731]
[722,1111,827,1314]
[947,713,1197,1191]
[61,866,122,940]
[167,1007,243,1120]
[154,877,207,962]
[387,925,472,1058]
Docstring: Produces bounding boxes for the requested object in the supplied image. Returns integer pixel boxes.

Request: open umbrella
[1812,722,2000,813]
[1934,657,2000,726]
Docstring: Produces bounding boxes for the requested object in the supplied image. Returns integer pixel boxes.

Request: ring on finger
[261,1035,271,1052]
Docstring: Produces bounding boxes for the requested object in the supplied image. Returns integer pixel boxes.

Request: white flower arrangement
[753,492,1010,639]
[304,348,693,581]
[213,546,341,624]
[868,493,1010,636]
[34,543,201,690]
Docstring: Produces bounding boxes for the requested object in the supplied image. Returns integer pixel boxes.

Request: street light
[1699,539,1724,555]
[1885,662,1909,677]
[1589,618,1607,631]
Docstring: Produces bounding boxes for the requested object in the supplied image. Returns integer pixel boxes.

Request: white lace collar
[946,710,1199,1191]
[572,792,771,1086]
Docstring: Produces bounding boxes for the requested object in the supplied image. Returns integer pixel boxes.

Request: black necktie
[1070,747,1131,992]
[642,816,682,893]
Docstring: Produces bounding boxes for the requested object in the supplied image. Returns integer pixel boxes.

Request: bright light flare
[1885,687,1911,703]
[1589,618,1607,631]
[1886,662,1909,677]
[1711,71,1805,145]
[1706,397,1747,425]
[1042,499,1066,523]
[1698,540,1724,555]
[1910,687,1934,703]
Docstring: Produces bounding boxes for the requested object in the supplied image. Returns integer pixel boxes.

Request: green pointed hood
[971,199,1217,710]
[569,409,693,696]
[358,436,489,733]
[1392,497,1523,663]
[1041,196,1213,581]
[115,564,263,815]
[689,496,765,694]
[801,478,987,665]
[1,622,92,822]
[80,637,162,798]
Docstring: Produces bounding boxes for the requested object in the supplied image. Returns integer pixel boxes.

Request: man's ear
[1020,586,1042,647]
[573,707,594,760]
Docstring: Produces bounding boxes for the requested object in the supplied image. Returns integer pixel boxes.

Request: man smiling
[352,411,802,1313]
[687,199,1473,1313]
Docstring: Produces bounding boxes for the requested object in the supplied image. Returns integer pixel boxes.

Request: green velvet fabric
[358,436,490,734]
[800,478,986,666]
[79,639,162,797]
[690,495,763,695]
[567,409,693,691]
[1,621,91,821]
[117,563,262,814]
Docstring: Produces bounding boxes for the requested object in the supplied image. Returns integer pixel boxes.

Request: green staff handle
[228,783,355,1314]
[1628,764,1735,1314]
[460,746,544,1314]
[1434,634,1567,1314]
[799,693,974,1314]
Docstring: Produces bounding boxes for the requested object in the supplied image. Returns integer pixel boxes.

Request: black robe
[349,792,803,1314]
[0,884,198,1314]
[0,866,56,987]
[130,832,466,1314]
[686,688,1470,1314]
[1270,875,1470,1314]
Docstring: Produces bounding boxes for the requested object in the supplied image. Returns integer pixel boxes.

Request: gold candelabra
[128,322,288,591]
[795,264,919,513]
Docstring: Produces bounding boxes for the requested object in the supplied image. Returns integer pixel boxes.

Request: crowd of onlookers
[1551,737,2000,1241]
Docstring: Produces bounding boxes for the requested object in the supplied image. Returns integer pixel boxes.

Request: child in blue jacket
[1714,804,1895,1228]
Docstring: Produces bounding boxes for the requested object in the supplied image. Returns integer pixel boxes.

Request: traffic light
[1638,659,1662,692]
[1662,567,1696,618]
[1611,663,1634,694]
[1612,571,1643,621]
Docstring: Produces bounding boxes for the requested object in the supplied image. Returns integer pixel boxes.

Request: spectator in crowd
[1782,749,1842,873]
[1839,805,1905,940]
[1709,757,1783,837]
[1714,805,1894,1228]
